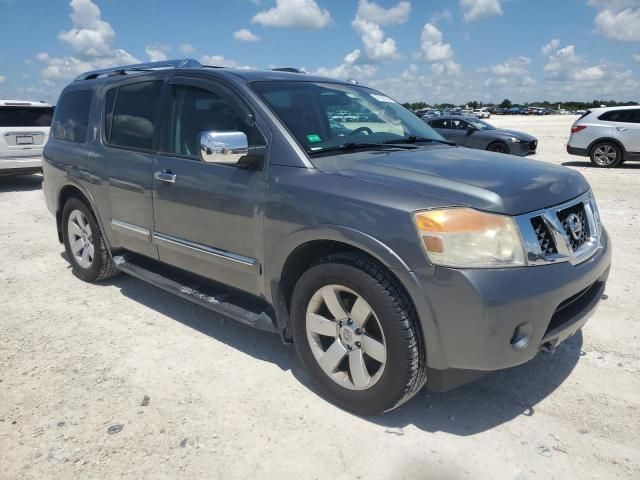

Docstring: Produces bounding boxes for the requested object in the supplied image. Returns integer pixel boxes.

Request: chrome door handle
[154,170,176,184]
[616,126,627,132]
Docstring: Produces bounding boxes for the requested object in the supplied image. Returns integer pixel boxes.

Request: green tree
[499,98,512,109]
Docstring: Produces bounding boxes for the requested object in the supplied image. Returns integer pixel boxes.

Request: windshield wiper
[308,142,417,155]
[383,136,456,146]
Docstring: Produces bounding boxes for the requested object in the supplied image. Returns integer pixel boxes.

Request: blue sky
[1,0,639,104]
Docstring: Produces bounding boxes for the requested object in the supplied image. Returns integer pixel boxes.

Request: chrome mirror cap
[199,131,248,165]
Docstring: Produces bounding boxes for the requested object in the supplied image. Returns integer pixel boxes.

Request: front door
[151,76,267,296]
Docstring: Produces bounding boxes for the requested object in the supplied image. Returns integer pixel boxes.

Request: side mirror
[199,131,248,165]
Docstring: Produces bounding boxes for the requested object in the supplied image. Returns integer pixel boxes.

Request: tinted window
[599,109,640,123]
[167,85,264,157]
[52,90,92,143]
[0,106,54,127]
[429,119,448,129]
[109,81,163,150]
[451,119,468,130]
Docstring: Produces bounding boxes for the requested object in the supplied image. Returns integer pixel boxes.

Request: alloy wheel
[305,284,387,390]
[593,144,617,166]
[67,209,94,268]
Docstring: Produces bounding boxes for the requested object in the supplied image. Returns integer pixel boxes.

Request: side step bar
[113,256,277,333]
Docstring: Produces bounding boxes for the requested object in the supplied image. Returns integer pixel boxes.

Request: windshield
[251,81,445,155]
[467,119,496,131]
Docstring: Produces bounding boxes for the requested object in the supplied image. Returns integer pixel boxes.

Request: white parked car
[0,100,53,175]
[567,106,640,168]
[473,108,491,119]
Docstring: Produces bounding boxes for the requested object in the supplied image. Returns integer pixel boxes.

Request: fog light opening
[510,323,532,350]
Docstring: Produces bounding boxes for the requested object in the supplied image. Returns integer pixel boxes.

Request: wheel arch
[587,137,627,157]
[56,182,109,250]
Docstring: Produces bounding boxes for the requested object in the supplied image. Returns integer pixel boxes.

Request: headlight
[413,208,526,268]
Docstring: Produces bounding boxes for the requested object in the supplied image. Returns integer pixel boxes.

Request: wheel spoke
[349,350,371,389]
[361,334,386,363]
[321,286,348,320]
[87,243,95,261]
[69,221,83,237]
[307,312,337,337]
[350,296,371,328]
[81,246,90,265]
[318,340,347,374]
[71,239,84,255]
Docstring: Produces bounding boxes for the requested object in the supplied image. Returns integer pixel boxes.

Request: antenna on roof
[75,58,202,81]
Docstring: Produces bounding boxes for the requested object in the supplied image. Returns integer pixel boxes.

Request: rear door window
[0,106,54,127]
[598,109,640,123]
[107,81,163,151]
[52,90,93,143]
[429,119,448,129]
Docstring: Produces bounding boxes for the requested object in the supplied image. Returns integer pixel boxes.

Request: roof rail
[271,67,307,74]
[75,58,202,81]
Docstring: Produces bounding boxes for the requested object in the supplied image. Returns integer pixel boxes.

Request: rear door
[0,105,53,160]
[151,76,268,296]
[90,78,164,259]
[611,109,640,153]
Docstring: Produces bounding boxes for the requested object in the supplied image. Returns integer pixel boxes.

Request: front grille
[557,203,590,251]
[531,216,558,255]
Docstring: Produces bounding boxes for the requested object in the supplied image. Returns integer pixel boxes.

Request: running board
[113,255,277,333]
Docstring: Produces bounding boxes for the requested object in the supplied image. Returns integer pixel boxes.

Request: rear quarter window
[52,90,93,143]
[598,109,640,123]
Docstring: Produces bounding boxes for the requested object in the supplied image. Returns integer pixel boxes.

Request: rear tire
[487,141,509,154]
[590,141,623,168]
[62,197,119,282]
[291,252,427,415]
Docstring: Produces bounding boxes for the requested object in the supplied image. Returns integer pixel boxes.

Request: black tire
[291,252,427,415]
[62,196,119,282]
[590,141,623,168]
[487,141,509,154]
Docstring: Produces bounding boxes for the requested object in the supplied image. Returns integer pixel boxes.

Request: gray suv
[43,59,611,415]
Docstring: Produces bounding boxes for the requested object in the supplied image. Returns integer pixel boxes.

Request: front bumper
[509,140,537,156]
[414,228,611,391]
[0,156,43,174]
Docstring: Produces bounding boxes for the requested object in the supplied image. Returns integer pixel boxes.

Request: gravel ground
[1,115,639,479]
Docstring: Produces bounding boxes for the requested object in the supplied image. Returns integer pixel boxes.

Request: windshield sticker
[306,133,322,143]
[370,94,395,103]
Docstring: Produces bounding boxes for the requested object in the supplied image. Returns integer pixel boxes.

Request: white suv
[567,106,640,168]
[0,100,54,175]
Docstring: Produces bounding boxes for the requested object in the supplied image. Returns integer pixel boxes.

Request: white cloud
[38,0,139,82]
[541,38,560,55]
[351,16,399,61]
[145,44,169,62]
[574,65,605,81]
[251,0,331,29]
[200,55,253,70]
[312,49,377,79]
[420,23,454,62]
[542,42,609,85]
[58,0,116,57]
[234,28,261,42]
[593,8,640,41]
[460,0,503,22]
[179,43,195,54]
[483,56,536,88]
[634,53,640,61]
[356,0,411,26]
[0,75,6,84]
[430,9,453,24]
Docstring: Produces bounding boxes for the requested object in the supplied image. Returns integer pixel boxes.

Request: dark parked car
[426,115,538,155]
[43,59,610,415]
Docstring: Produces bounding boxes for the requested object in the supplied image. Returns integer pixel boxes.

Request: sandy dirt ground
[1,115,639,480]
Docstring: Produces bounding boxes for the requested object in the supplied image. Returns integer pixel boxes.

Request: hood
[318,146,589,215]
[491,129,537,141]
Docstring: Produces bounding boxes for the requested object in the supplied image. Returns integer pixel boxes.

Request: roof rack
[75,58,202,81]
[271,67,307,74]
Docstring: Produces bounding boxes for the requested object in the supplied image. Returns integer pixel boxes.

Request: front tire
[291,252,427,415]
[590,141,623,168]
[487,141,509,154]
[62,197,119,282]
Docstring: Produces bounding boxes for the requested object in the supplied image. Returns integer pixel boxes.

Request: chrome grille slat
[516,191,602,266]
